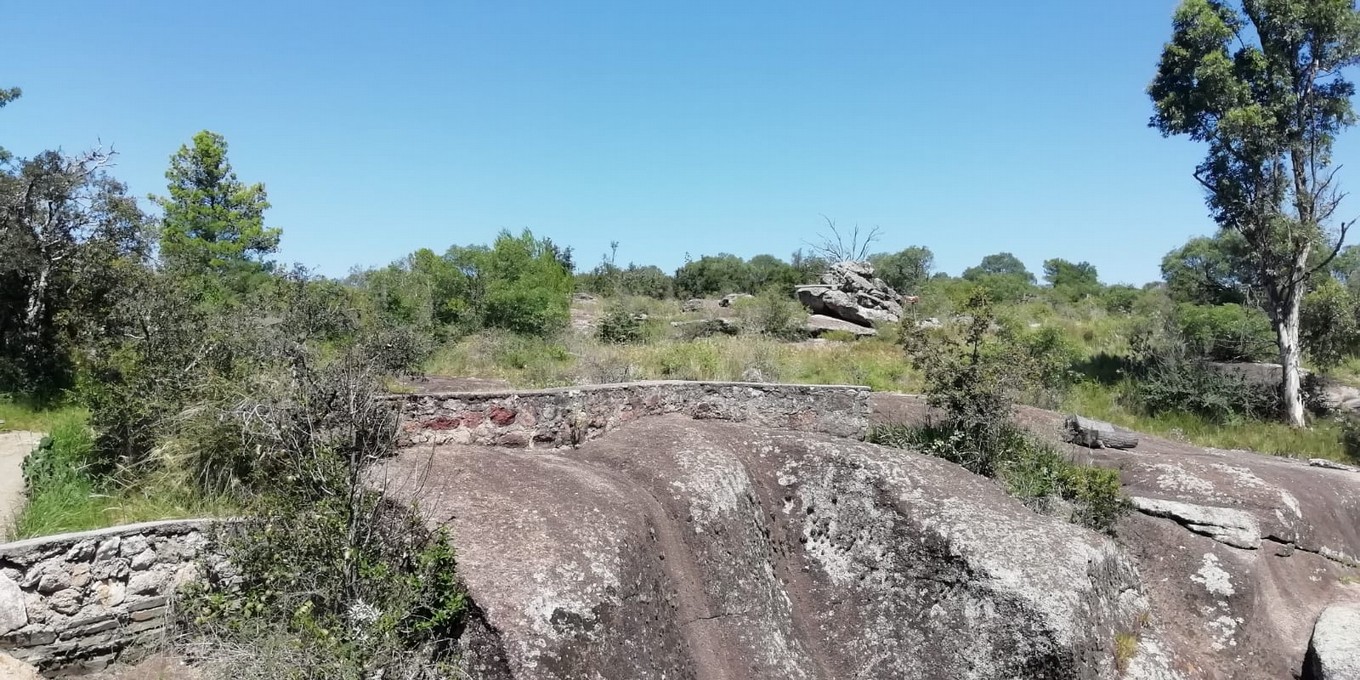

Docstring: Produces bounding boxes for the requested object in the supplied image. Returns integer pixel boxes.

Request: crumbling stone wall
[388,380,871,448]
[0,519,220,674]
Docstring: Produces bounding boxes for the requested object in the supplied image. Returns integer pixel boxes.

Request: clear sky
[9,1,1360,285]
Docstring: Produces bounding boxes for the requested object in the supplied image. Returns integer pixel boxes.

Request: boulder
[1305,600,1360,680]
[380,415,1156,679]
[0,572,25,635]
[805,314,876,338]
[1318,381,1360,415]
[681,299,704,313]
[795,261,905,328]
[0,652,42,680]
[870,392,1360,679]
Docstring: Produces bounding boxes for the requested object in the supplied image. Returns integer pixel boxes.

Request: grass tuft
[10,412,236,540]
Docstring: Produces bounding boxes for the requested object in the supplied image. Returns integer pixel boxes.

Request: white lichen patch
[1190,553,1235,598]
[668,440,753,529]
[1278,490,1302,519]
[1152,464,1216,496]
[1210,463,1268,491]
[1206,614,1241,651]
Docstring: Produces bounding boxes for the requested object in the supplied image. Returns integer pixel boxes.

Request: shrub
[1175,303,1275,362]
[735,288,805,340]
[1342,417,1360,462]
[1059,465,1125,533]
[21,416,95,495]
[1101,285,1141,314]
[597,305,645,344]
[869,423,1126,533]
[1133,357,1279,422]
[179,338,468,676]
[1016,326,1081,407]
[903,292,1034,474]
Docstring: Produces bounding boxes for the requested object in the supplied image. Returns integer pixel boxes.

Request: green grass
[0,394,87,433]
[424,330,922,391]
[8,411,237,540]
[1062,381,1351,462]
[13,479,238,540]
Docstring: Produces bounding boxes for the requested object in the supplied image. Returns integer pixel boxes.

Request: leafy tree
[0,86,20,163]
[446,229,573,336]
[618,264,673,298]
[964,252,1034,282]
[1042,258,1101,300]
[789,249,829,284]
[1176,303,1276,362]
[0,149,149,393]
[1301,276,1360,370]
[871,246,934,294]
[1149,0,1360,426]
[1328,244,1360,295]
[1160,233,1253,305]
[962,252,1036,303]
[744,254,801,293]
[154,131,280,297]
[1101,285,1143,314]
[674,253,748,298]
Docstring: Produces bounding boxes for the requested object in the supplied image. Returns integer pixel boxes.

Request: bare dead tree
[806,215,882,263]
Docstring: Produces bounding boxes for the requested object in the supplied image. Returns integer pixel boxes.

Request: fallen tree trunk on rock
[1064,415,1139,450]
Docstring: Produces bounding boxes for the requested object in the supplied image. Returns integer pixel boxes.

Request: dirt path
[0,431,43,540]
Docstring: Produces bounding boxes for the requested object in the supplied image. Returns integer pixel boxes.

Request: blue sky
[9,1,1358,285]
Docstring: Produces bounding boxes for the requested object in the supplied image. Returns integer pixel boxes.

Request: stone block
[93,537,120,562]
[48,589,82,616]
[118,535,149,558]
[129,606,165,623]
[129,549,157,571]
[94,579,126,607]
[124,596,167,613]
[0,572,26,634]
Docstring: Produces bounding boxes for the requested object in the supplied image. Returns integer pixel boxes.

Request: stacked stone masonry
[0,520,218,674]
[387,380,872,448]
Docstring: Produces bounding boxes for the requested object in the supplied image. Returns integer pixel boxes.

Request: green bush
[1101,285,1142,314]
[735,288,806,340]
[903,292,1035,474]
[21,416,96,498]
[1133,357,1279,422]
[1175,303,1275,362]
[869,423,1126,533]
[1342,417,1360,461]
[598,305,645,344]
[447,230,574,338]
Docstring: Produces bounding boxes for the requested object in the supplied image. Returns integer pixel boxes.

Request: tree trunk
[1276,296,1307,428]
[23,263,50,338]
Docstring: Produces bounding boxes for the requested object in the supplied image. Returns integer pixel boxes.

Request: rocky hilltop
[381,415,1152,679]
[373,382,1360,679]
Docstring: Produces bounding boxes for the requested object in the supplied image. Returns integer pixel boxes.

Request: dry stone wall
[0,519,221,674]
[388,380,871,448]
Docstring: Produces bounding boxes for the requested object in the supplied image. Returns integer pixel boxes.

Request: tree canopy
[154,130,280,296]
[1150,0,1360,426]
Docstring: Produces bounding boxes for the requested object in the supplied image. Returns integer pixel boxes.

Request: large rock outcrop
[379,415,1154,679]
[796,261,904,328]
[871,393,1360,680]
